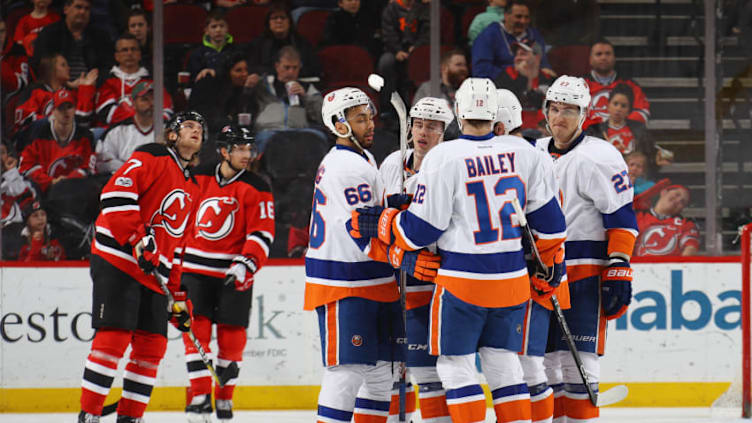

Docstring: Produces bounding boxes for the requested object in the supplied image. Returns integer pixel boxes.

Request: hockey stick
[390,90,410,422]
[153,271,238,387]
[510,198,628,407]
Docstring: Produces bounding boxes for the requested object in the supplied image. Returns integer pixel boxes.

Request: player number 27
[612,170,633,193]
[467,176,525,244]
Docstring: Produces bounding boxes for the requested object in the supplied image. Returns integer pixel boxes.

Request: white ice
[2,408,751,423]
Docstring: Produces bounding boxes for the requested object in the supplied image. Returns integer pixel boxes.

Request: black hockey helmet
[166,110,208,145]
[216,124,255,149]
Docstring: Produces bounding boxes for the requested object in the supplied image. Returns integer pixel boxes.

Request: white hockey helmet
[494,89,523,135]
[410,97,454,127]
[543,75,591,127]
[321,87,376,139]
[454,78,498,129]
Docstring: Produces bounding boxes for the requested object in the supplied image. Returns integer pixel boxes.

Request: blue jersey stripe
[354,397,391,411]
[446,384,485,400]
[492,383,529,399]
[527,197,566,234]
[565,240,608,260]
[317,405,353,421]
[399,210,444,248]
[305,257,394,281]
[439,249,526,274]
[602,202,639,231]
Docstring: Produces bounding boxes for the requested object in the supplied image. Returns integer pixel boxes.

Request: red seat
[407,44,453,88]
[297,9,330,48]
[460,4,486,39]
[316,45,374,90]
[164,4,207,44]
[547,45,592,77]
[226,5,269,44]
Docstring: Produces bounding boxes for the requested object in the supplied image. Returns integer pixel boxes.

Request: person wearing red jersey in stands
[17,200,65,261]
[12,0,60,56]
[635,185,699,257]
[18,89,96,193]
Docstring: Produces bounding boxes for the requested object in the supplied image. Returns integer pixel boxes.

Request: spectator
[625,151,655,196]
[494,39,554,130]
[634,185,699,257]
[18,89,96,193]
[321,0,381,56]
[188,9,239,84]
[1,18,30,103]
[95,81,155,174]
[17,200,65,261]
[412,48,468,140]
[96,33,172,126]
[1,143,37,227]
[249,46,324,152]
[11,0,61,57]
[245,4,321,78]
[32,0,113,79]
[378,0,429,109]
[14,53,97,136]
[189,53,258,137]
[585,39,650,124]
[472,0,553,80]
[467,0,506,46]
[126,9,152,70]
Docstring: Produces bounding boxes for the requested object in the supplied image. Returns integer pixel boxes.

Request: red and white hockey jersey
[535,133,638,282]
[91,143,200,293]
[181,163,275,279]
[95,66,173,126]
[14,82,96,132]
[584,73,650,124]
[634,210,699,256]
[304,145,397,311]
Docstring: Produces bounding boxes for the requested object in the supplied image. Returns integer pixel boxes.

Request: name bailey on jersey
[464,152,517,178]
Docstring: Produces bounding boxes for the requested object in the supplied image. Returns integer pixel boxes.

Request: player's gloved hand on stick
[387,245,440,282]
[536,246,565,288]
[169,288,193,332]
[601,258,633,320]
[386,193,413,210]
[350,206,399,244]
[223,256,257,291]
[131,226,160,274]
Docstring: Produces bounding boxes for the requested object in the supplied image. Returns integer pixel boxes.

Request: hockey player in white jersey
[380,97,454,423]
[536,76,638,422]
[496,88,569,423]
[304,87,439,423]
[351,78,567,423]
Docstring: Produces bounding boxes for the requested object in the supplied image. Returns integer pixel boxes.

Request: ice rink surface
[3,408,751,422]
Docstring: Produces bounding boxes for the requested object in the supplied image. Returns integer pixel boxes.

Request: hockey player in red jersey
[179,125,275,422]
[77,111,205,423]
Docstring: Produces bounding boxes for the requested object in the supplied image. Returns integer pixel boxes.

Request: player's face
[590,43,615,74]
[268,12,290,38]
[55,55,70,82]
[346,105,375,148]
[547,102,581,143]
[206,19,229,45]
[115,39,141,68]
[411,118,443,156]
[503,5,530,36]
[133,91,154,116]
[339,0,360,14]
[657,188,689,216]
[607,93,630,124]
[274,56,301,83]
[64,0,90,28]
[225,143,256,169]
[128,16,149,44]
[27,209,47,232]
[229,60,249,87]
[53,103,75,125]
[176,120,203,155]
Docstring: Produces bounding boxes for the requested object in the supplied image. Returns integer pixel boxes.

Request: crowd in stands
[1,0,707,261]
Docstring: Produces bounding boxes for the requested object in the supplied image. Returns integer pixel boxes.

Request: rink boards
[0,258,743,411]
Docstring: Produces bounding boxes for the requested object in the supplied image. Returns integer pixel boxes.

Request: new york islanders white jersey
[304,145,398,310]
[392,133,567,308]
[535,133,638,282]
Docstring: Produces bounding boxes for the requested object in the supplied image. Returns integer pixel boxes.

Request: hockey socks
[386,381,415,422]
[116,330,166,418]
[491,383,531,423]
[353,397,391,422]
[563,383,599,422]
[81,329,131,415]
[215,324,246,401]
[529,382,554,423]
[417,382,452,423]
[445,384,487,423]
[184,316,213,398]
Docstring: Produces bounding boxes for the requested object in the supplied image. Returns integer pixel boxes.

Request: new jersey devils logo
[195,196,239,240]
[150,189,192,237]
[48,155,83,177]
[589,89,611,121]
[638,225,679,256]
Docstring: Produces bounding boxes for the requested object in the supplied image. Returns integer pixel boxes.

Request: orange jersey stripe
[352,413,388,423]
[406,291,433,310]
[326,303,338,366]
[447,400,487,423]
[530,391,553,422]
[533,279,571,310]
[535,237,567,267]
[607,228,637,259]
[493,398,532,422]
[566,264,602,283]
[418,394,450,419]
[303,283,399,310]
[435,274,530,308]
[430,286,443,355]
[389,389,417,414]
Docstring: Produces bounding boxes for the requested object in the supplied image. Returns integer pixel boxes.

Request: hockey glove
[169,289,193,332]
[132,226,160,274]
[387,245,441,282]
[350,206,399,244]
[536,247,565,288]
[224,256,258,291]
[601,259,633,320]
[386,193,413,210]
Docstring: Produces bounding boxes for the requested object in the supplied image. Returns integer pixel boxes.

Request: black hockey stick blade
[102,400,119,416]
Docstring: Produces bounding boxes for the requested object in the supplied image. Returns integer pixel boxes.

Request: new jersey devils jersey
[584,74,650,124]
[634,210,699,256]
[96,67,173,125]
[14,82,95,132]
[91,143,200,293]
[181,163,275,279]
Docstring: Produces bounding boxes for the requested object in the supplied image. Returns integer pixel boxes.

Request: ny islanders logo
[195,197,240,240]
[150,189,192,237]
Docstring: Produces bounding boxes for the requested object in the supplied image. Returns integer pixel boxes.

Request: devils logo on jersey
[636,214,698,256]
[150,189,192,237]
[48,155,84,177]
[195,196,240,240]
[589,89,611,121]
